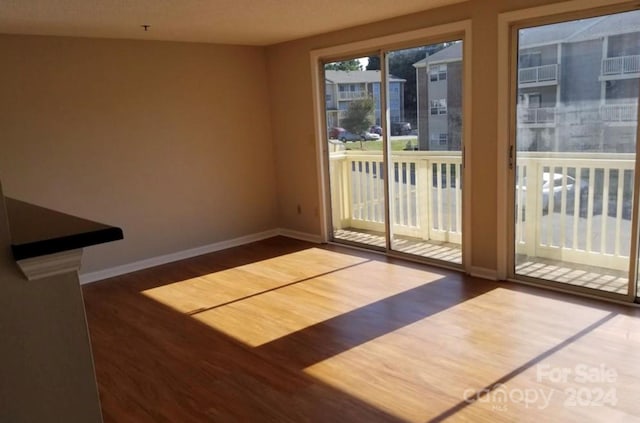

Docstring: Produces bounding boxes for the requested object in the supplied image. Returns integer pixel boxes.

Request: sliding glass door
[386,42,463,263]
[325,55,387,249]
[512,9,640,299]
[324,39,465,266]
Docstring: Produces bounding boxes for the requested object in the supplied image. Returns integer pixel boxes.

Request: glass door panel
[324,57,387,249]
[385,41,464,264]
[514,10,640,296]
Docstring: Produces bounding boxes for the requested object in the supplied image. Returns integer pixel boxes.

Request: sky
[358,57,369,69]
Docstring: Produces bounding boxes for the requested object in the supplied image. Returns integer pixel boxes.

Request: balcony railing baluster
[601,55,640,75]
[330,150,634,270]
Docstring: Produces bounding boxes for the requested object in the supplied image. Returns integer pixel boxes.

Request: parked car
[391,121,412,136]
[369,125,382,135]
[541,173,588,211]
[361,131,381,141]
[517,172,588,216]
[328,126,345,139]
[337,130,363,142]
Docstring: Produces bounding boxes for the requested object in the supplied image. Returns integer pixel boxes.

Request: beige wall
[0,35,278,273]
[266,0,600,273]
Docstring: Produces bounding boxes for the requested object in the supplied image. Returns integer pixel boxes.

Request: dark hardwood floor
[83,236,640,422]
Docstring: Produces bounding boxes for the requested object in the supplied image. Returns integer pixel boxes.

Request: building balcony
[518,64,558,86]
[329,150,634,292]
[329,150,463,254]
[517,106,557,126]
[600,103,638,123]
[515,104,637,128]
[338,91,368,100]
[601,55,640,80]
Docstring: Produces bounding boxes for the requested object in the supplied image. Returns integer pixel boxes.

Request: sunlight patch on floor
[141,247,446,347]
[302,287,614,422]
[141,248,368,314]
[190,259,446,347]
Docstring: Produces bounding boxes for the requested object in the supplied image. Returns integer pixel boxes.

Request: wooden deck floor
[515,255,629,294]
[335,228,629,294]
[83,236,640,422]
[334,228,462,263]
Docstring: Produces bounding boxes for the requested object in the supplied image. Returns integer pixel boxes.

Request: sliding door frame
[498,0,640,303]
[310,21,472,273]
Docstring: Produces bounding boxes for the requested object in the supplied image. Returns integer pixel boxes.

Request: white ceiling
[0,0,465,46]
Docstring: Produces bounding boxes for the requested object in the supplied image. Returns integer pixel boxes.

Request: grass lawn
[344,138,418,151]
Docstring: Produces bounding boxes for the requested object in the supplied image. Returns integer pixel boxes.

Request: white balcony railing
[518,107,557,125]
[519,64,558,85]
[329,151,462,244]
[330,150,634,270]
[515,152,634,271]
[338,91,368,100]
[601,55,640,76]
[600,103,638,122]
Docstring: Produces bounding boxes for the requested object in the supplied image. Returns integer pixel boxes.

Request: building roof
[520,10,640,47]
[567,10,640,42]
[412,42,462,67]
[324,70,405,84]
[411,10,639,68]
[518,19,593,47]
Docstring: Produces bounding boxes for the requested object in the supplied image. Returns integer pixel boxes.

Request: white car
[517,172,587,213]
[361,131,381,141]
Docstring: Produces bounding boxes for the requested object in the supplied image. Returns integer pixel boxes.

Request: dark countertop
[6,198,123,261]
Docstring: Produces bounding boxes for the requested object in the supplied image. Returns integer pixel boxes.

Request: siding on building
[417,67,430,150]
[446,61,463,151]
[561,39,602,104]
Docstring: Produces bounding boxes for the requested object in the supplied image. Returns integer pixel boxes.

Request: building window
[429,64,447,81]
[528,94,541,108]
[430,99,447,115]
[429,132,449,146]
[430,133,449,145]
[519,51,542,68]
[338,84,359,92]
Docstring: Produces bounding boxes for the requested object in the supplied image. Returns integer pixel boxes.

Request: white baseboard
[79,228,325,285]
[79,229,280,284]
[79,226,501,285]
[469,266,498,281]
[278,228,323,243]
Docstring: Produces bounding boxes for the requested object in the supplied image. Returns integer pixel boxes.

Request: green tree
[324,59,362,71]
[342,98,375,149]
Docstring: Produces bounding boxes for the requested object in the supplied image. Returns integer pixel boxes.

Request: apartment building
[413,42,463,150]
[324,70,405,128]
[414,13,639,152]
